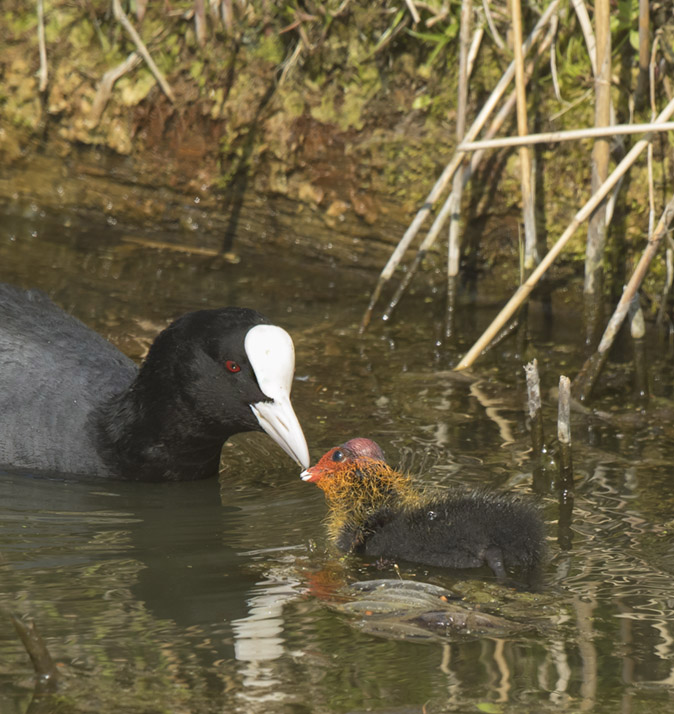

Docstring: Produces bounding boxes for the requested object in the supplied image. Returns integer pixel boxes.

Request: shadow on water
[3,205,674,713]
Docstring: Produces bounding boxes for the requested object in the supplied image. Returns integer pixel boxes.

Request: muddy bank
[0,1,669,271]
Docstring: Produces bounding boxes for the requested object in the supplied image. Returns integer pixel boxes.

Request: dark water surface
[2,206,674,714]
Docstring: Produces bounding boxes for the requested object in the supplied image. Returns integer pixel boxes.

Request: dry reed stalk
[466,26,484,77]
[568,0,628,232]
[482,0,505,50]
[572,193,674,402]
[510,0,537,268]
[89,52,143,127]
[569,0,596,75]
[37,0,47,92]
[112,0,175,103]
[382,23,557,323]
[221,0,234,32]
[404,0,421,24]
[457,122,674,150]
[646,36,660,239]
[454,93,674,371]
[635,0,650,107]
[359,0,561,332]
[194,0,207,46]
[448,0,473,278]
[583,0,611,304]
[651,38,674,328]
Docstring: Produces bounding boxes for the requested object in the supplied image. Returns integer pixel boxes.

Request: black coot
[0,283,309,481]
[301,438,545,579]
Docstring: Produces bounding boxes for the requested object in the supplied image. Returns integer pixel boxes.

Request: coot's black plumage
[0,283,309,481]
[301,438,545,579]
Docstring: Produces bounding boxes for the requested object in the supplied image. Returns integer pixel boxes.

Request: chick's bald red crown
[300,437,386,483]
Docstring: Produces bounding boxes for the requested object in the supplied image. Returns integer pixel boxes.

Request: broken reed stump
[629,294,649,403]
[557,375,574,550]
[573,192,674,402]
[557,375,574,491]
[524,359,545,455]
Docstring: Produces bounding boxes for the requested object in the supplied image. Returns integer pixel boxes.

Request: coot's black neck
[93,377,234,482]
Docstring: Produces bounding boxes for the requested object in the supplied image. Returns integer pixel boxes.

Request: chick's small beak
[300,467,319,483]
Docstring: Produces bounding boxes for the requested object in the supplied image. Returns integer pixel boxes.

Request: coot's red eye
[225,360,241,373]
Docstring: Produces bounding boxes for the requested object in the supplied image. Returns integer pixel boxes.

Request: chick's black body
[302,438,545,580]
[339,490,545,579]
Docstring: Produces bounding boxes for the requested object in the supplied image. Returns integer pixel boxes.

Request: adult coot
[301,438,544,579]
[0,283,310,480]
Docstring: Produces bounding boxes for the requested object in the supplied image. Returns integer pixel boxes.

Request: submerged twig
[112,0,175,103]
[12,616,59,690]
[359,0,561,333]
[573,193,674,402]
[455,94,674,371]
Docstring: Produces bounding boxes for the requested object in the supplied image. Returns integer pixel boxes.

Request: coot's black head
[137,307,309,468]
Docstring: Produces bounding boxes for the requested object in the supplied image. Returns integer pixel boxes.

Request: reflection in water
[3,208,674,713]
[232,575,303,707]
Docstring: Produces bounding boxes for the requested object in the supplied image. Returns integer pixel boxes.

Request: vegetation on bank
[0,1,672,275]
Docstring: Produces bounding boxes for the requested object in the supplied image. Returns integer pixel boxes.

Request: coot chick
[301,438,544,579]
[0,283,310,480]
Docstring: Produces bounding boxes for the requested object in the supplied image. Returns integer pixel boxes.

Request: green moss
[5,9,37,35]
[68,19,95,49]
[117,69,157,106]
[45,6,80,43]
[280,89,305,118]
[339,91,367,130]
[310,91,336,125]
[253,33,283,64]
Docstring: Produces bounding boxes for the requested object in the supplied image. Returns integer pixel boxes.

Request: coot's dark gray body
[0,285,136,476]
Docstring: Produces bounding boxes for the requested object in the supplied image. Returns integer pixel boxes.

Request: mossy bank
[0,0,671,275]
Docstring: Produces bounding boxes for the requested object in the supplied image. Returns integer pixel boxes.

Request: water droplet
[427,511,437,521]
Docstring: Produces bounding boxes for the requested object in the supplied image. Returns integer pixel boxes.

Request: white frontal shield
[245,324,310,469]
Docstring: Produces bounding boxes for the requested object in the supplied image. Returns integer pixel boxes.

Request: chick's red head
[300,438,386,486]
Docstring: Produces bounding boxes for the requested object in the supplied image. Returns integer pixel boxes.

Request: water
[2,204,674,713]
